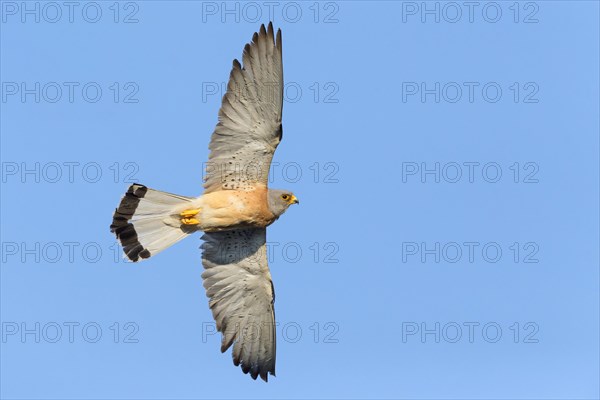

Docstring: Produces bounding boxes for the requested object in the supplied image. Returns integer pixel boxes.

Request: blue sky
[1,1,599,399]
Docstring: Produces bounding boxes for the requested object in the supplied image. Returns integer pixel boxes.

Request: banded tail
[110,184,198,261]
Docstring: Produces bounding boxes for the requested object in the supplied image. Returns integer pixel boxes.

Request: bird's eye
[281,194,289,201]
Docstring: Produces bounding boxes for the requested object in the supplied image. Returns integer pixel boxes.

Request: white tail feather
[110,184,198,261]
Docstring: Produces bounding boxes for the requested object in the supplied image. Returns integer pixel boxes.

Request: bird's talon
[180,209,201,225]
[180,209,200,218]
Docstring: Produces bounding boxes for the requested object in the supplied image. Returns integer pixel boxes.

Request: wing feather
[201,228,276,382]
[204,22,283,193]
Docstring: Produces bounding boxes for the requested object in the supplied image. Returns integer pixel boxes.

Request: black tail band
[110,184,151,262]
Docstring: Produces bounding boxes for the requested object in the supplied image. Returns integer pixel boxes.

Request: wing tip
[257,22,280,49]
[276,27,282,51]
[240,363,275,382]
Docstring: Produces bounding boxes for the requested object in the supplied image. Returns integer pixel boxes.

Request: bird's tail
[110,184,199,261]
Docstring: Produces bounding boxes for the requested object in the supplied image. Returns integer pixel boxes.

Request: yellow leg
[180,209,201,225]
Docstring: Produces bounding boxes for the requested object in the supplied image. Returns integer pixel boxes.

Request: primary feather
[204,22,284,193]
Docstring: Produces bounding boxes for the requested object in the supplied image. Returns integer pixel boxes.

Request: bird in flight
[110,22,296,382]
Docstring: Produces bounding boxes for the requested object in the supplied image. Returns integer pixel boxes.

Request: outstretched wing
[201,228,276,381]
[204,22,283,193]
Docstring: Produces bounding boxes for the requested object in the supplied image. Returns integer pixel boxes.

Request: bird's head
[267,189,299,217]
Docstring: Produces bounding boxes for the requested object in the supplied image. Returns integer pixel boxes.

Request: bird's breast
[197,187,275,231]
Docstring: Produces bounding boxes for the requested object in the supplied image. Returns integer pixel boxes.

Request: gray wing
[201,228,276,381]
[204,22,283,193]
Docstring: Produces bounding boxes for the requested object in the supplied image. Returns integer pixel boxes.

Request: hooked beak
[290,195,299,205]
